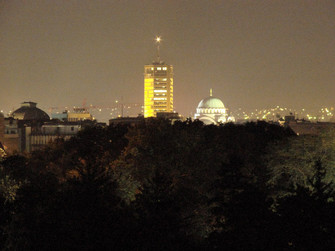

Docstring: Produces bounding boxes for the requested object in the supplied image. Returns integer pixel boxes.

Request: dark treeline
[1,119,335,250]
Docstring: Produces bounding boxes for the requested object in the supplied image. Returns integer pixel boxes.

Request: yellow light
[144,64,173,117]
[155,36,161,43]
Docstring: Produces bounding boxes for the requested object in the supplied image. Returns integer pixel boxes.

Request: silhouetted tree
[274,159,335,249]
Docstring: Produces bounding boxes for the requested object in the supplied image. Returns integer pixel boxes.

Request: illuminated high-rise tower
[144,36,173,118]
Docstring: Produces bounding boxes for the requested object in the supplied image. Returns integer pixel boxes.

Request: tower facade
[144,37,173,118]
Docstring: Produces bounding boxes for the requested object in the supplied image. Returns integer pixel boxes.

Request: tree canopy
[1,119,334,250]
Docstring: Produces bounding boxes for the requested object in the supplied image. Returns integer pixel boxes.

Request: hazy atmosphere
[2,2,335,249]
[1,0,334,118]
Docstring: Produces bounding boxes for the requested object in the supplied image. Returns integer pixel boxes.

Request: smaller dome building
[194,90,234,125]
[11,102,50,121]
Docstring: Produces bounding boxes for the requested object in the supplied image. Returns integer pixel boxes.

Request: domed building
[194,90,234,125]
[0,102,51,153]
[11,102,50,121]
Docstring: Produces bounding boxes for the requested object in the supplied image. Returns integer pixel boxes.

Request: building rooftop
[11,102,50,121]
[197,97,225,109]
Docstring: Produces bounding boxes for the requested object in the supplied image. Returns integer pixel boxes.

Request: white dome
[195,95,234,124]
[197,97,225,109]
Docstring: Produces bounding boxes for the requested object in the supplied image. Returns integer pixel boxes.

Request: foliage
[2,120,333,249]
[0,175,22,204]
[273,160,335,249]
[267,128,335,196]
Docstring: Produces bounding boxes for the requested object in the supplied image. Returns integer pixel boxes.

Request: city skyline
[1,1,335,119]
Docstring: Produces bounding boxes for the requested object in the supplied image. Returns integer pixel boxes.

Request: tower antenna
[155,36,161,63]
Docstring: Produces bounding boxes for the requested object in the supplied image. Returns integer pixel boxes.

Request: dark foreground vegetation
[1,119,335,250]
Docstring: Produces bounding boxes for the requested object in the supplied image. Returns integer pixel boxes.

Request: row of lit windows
[150,67,168,71]
[197,108,226,114]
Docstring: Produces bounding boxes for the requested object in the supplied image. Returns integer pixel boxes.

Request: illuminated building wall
[144,64,173,117]
[67,108,93,122]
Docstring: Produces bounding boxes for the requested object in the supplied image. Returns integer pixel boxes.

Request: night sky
[1,0,335,119]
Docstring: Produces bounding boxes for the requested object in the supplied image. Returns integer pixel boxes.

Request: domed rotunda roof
[195,89,235,125]
[11,102,50,121]
[197,96,225,109]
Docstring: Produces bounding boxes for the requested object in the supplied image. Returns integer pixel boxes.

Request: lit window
[163,67,167,70]
[154,90,167,93]
[157,67,161,70]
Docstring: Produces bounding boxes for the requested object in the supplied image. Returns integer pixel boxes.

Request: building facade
[67,108,93,122]
[27,123,81,152]
[52,108,93,122]
[144,63,173,118]
[3,118,20,153]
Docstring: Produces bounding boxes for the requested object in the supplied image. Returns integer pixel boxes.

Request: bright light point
[155,36,161,43]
